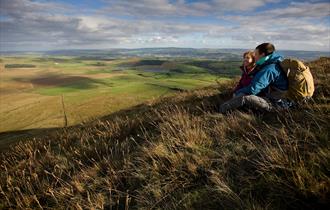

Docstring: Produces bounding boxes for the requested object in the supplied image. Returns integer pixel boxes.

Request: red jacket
[233,65,255,93]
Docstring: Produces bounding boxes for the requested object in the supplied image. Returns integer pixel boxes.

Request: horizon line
[1,47,329,53]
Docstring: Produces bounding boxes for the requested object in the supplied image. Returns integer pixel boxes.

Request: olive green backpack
[280,58,315,101]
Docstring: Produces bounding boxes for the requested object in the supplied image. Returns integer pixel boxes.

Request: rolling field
[0,56,239,133]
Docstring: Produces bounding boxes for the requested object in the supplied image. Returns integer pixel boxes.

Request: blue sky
[0,0,329,51]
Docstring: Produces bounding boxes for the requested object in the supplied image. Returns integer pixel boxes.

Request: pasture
[0,56,239,132]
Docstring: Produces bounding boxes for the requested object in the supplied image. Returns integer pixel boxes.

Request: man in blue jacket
[219,43,289,113]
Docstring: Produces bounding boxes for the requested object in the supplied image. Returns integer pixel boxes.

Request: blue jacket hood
[258,52,283,68]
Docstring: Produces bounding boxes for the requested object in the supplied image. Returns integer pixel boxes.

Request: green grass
[36,83,95,95]
[84,68,113,74]
[186,60,241,76]
[169,63,208,74]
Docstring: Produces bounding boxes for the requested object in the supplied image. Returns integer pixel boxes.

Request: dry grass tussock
[0,58,329,209]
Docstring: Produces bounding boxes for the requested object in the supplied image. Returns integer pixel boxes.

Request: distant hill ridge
[1,48,329,61]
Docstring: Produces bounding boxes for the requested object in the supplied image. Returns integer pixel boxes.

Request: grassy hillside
[0,58,329,209]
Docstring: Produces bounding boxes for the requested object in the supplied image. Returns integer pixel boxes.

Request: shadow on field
[0,127,60,152]
[13,74,113,90]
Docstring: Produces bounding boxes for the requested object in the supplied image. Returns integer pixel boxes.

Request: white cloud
[77,16,111,32]
[101,0,280,17]
[0,0,71,18]
[211,0,279,11]
[267,2,330,18]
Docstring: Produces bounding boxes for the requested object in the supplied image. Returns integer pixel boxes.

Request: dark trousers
[219,95,274,113]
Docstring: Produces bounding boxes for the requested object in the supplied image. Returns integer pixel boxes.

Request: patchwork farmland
[0,56,239,133]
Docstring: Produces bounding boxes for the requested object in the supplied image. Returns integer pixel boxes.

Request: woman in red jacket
[233,51,256,94]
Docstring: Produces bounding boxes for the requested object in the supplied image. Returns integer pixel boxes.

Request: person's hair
[255,43,275,56]
[243,51,255,63]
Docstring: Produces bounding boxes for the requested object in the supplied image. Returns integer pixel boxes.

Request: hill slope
[0,58,329,209]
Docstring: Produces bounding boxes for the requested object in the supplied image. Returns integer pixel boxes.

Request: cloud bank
[0,0,329,51]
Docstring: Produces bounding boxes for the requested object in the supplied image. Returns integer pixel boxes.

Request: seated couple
[219,43,293,113]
